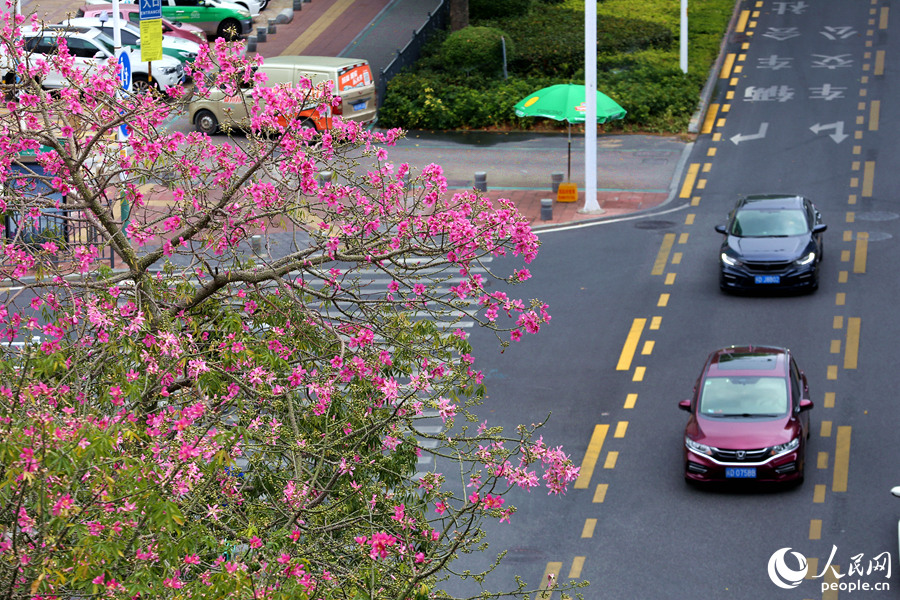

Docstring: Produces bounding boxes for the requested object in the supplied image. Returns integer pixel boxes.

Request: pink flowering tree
[0,11,582,600]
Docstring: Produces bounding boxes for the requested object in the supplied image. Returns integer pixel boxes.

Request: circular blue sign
[117,51,131,91]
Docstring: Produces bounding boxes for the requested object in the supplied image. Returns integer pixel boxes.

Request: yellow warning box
[556,182,578,203]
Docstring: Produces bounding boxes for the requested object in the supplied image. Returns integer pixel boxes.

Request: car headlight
[795,251,816,266]
[685,437,713,456]
[769,437,799,456]
[720,252,741,267]
[238,10,251,17]
[161,65,181,75]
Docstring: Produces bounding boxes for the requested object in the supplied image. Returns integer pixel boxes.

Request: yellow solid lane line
[854,233,868,274]
[862,161,875,197]
[679,164,700,199]
[736,10,750,33]
[844,317,860,369]
[832,426,851,492]
[870,100,881,130]
[616,319,646,371]
[652,233,675,275]
[702,104,719,133]
[281,0,356,56]
[575,424,608,489]
[720,54,736,79]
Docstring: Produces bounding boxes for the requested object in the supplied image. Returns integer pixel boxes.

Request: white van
[189,56,377,135]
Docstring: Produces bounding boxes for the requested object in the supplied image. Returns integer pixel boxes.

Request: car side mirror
[798,398,813,412]
[678,399,691,412]
[715,224,727,235]
[813,223,827,234]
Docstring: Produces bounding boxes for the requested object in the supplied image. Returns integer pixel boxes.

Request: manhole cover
[854,211,899,222]
[634,220,676,230]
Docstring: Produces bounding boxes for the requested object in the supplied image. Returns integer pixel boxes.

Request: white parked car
[0,25,185,93]
[62,17,201,68]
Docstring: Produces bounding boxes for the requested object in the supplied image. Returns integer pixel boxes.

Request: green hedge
[469,0,533,20]
[439,26,515,76]
[379,0,735,133]
[488,7,673,77]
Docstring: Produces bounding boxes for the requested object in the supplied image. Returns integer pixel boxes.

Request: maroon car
[77,4,207,43]
[679,346,813,485]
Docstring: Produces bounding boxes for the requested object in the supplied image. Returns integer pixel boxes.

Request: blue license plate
[352,101,367,111]
[755,275,780,284]
[726,467,756,478]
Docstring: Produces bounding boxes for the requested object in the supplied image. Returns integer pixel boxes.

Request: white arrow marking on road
[730,122,769,145]
[810,121,848,143]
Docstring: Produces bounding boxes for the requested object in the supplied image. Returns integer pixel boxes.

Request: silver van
[189,56,377,134]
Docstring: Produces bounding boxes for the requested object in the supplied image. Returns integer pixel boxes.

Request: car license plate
[755,275,780,284]
[352,101,367,111]
[725,467,756,478]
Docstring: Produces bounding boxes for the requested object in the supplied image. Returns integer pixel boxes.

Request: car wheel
[194,109,219,135]
[131,74,156,95]
[259,0,268,9]
[217,18,242,41]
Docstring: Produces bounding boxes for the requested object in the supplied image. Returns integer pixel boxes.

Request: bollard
[245,35,257,53]
[316,171,333,186]
[256,26,267,42]
[251,235,265,256]
[268,18,276,33]
[474,171,487,192]
[275,8,293,23]
[540,198,553,221]
[551,172,564,193]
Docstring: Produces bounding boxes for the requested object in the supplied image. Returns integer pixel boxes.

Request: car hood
[727,235,809,260]
[689,415,797,449]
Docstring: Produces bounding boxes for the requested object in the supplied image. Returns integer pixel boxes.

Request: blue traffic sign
[140,0,162,20]
[117,51,131,91]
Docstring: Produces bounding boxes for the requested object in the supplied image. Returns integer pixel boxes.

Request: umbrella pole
[567,121,571,182]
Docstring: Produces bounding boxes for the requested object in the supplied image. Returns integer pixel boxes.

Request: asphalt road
[446,0,900,598]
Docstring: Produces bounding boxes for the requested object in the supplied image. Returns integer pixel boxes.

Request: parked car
[189,56,378,135]
[85,0,252,40]
[62,17,200,69]
[716,194,827,293]
[679,345,813,485]
[0,24,185,93]
[76,4,207,43]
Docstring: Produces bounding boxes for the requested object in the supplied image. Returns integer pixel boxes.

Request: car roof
[20,24,102,38]
[705,345,788,377]
[738,194,807,211]
[66,17,138,30]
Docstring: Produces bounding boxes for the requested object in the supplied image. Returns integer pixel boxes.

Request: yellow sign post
[556,182,578,203]
[140,19,163,62]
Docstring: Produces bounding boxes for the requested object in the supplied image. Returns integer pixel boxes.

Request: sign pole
[581,0,602,213]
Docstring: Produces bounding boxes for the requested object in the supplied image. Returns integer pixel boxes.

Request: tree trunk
[449,0,468,31]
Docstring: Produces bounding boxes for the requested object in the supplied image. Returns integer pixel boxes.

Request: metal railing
[377,0,449,108]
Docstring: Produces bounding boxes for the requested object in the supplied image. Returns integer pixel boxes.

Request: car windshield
[730,208,808,237]
[699,375,788,417]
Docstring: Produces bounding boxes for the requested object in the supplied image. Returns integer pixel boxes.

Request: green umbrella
[514,84,626,181]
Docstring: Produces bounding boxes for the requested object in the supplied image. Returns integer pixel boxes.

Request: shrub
[487,6,673,78]
[439,26,514,76]
[470,0,532,20]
